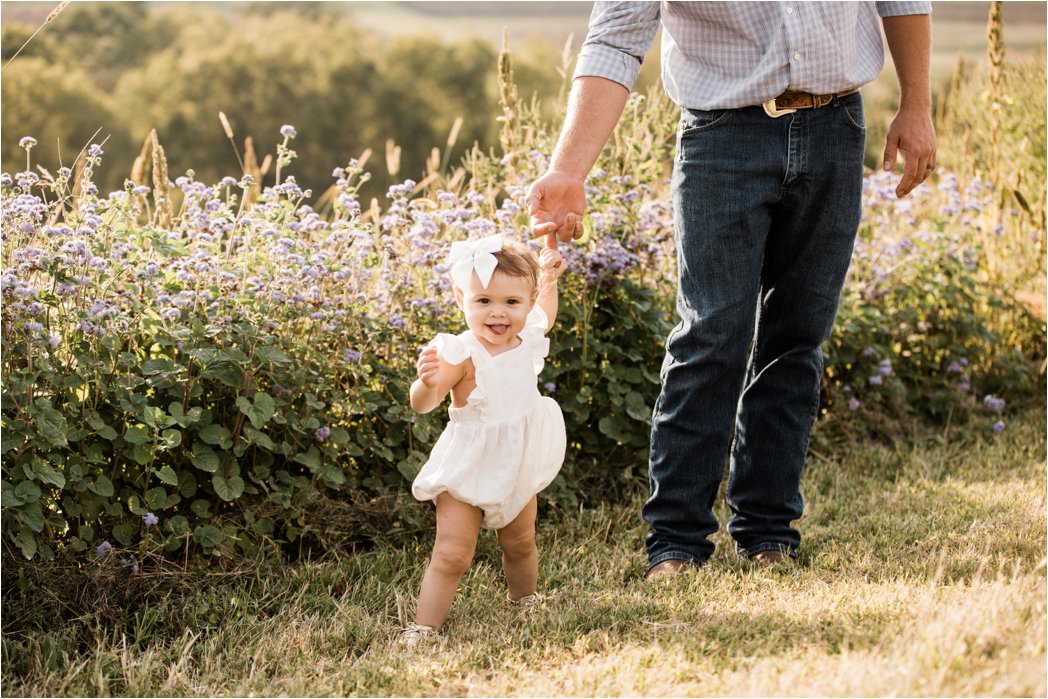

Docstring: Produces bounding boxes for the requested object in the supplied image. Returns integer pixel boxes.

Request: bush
[2,65,1043,568]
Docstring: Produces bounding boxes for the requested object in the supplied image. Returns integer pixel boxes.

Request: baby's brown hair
[492,239,540,292]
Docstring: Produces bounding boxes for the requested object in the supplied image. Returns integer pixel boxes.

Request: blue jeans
[644,93,866,568]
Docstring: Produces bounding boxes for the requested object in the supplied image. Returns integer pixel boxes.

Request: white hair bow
[447,234,503,289]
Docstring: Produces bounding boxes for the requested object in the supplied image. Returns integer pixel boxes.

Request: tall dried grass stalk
[241,136,262,211]
[2,1,68,73]
[130,132,154,187]
[497,30,520,170]
[986,1,1004,186]
[218,112,245,173]
[440,116,463,173]
[385,139,401,177]
[150,130,172,229]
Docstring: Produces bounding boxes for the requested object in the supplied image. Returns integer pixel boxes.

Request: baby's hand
[416,345,440,387]
[539,248,565,280]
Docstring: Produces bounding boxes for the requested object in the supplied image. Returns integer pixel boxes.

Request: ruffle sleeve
[430,333,471,365]
[523,306,551,375]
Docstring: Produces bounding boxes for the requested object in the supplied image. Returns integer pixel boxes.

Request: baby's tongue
[489,324,509,335]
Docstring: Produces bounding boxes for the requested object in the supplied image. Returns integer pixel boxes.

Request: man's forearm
[882,14,932,110]
[549,76,631,179]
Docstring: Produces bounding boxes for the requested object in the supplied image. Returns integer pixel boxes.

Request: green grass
[3,408,1045,697]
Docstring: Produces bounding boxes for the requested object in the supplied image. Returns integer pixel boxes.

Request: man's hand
[527,171,587,248]
[883,106,936,198]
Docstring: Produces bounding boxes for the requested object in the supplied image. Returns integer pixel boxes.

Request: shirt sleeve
[430,333,470,365]
[876,2,932,17]
[573,1,662,91]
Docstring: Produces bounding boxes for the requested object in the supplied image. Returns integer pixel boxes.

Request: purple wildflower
[848,398,861,411]
[878,359,893,376]
[983,395,1006,414]
[280,125,297,139]
[862,347,877,358]
[544,382,556,394]
[992,421,1005,434]
[96,540,112,557]
[868,375,883,386]
[315,426,332,442]
[143,512,159,526]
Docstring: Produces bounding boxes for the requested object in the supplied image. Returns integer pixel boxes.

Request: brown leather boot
[749,549,792,567]
[645,559,693,581]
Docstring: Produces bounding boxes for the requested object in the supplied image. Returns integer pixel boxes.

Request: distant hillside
[3,1,1045,31]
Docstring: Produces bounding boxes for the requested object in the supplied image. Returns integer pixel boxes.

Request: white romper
[412,307,567,529]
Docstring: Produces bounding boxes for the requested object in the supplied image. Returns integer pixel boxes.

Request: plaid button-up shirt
[574,1,932,110]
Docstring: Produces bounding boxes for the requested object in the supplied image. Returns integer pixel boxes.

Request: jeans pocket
[839,94,866,131]
[679,108,732,137]
[677,108,732,162]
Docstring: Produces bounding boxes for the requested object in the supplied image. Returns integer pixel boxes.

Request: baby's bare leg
[496,496,538,601]
[415,492,483,628]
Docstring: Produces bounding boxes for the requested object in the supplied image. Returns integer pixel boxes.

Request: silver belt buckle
[762,98,797,118]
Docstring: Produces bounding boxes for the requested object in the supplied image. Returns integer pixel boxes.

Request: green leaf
[396,458,421,481]
[142,358,178,375]
[190,443,220,473]
[598,416,633,444]
[31,458,66,489]
[243,426,275,451]
[113,521,137,546]
[199,424,232,449]
[15,479,42,502]
[15,528,37,560]
[18,501,44,532]
[293,447,321,473]
[202,362,244,389]
[168,403,203,428]
[155,465,179,486]
[194,525,224,548]
[320,465,345,486]
[129,443,154,465]
[191,499,212,519]
[237,393,276,429]
[89,475,114,497]
[624,391,651,422]
[212,473,245,502]
[32,399,68,448]
[124,425,150,445]
[160,428,182,448]
[254,346,288,364]
[127,494,149,516]
[145,486,167,510]
[2,480,24,507]
[2,430,26,454]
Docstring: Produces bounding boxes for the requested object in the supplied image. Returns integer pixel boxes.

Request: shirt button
[786,6,793,13]
[793,52,801,60]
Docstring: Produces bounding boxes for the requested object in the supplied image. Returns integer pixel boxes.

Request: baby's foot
[397,622,437,648]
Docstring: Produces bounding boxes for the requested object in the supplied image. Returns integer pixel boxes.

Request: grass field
[4,408,1044,696]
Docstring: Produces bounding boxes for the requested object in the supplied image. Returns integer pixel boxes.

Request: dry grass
[3,408,1044,697]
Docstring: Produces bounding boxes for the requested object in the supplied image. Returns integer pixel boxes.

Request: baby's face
[455,270,535,351]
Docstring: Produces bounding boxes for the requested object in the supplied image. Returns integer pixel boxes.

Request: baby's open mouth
[487,324,509,335]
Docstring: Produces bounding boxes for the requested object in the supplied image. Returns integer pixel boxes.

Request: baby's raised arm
[536,246,566,331]
[410,345,467,413]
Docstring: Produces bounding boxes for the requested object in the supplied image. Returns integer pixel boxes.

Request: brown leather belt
[762,87,861,118]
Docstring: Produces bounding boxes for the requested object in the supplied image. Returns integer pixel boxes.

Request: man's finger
[883,135,899,171]
[531,220,558,237]
[897,150,919,197]
[546,231,558,250]
[525,187,542,213]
